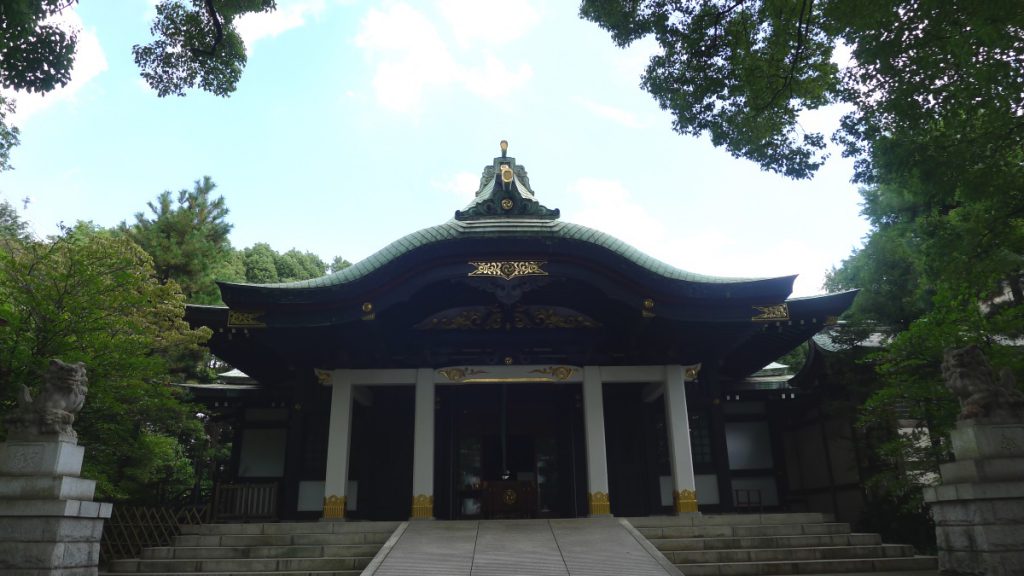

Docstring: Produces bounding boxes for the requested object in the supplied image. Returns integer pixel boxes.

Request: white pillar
[410,368,435,519]
[665,364,698,513]
[323,373,353,519]
[582,365,611,516]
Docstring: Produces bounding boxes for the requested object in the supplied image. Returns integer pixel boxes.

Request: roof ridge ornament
[454,140,560,222]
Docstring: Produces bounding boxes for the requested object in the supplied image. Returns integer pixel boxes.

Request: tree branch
[190,0,225,57]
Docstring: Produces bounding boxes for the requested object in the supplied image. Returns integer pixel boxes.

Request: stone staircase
[629,513,938,576]
[103,520,400,576]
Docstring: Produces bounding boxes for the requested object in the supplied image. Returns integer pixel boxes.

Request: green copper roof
[222,218,771,290]
[219,143,779,291]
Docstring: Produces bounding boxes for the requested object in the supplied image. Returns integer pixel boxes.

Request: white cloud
[436,0,540,48]
[577,98,644,128]
[353,1,538,114]
[434,171,480,202]
[566,177,832,296]
[235,0,330,48]
[5,8,108,125]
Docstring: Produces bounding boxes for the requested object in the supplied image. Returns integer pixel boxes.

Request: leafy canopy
[580,1,1024,182]
[0,0,277,170]
[0,215,212,502]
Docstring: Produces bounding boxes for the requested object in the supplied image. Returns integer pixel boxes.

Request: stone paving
[364,517,682,576]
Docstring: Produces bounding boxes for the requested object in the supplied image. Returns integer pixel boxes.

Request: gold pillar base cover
[588,491,611,515]
[324,495,346,519]
[673,489,698,513]
[411,494,434,519]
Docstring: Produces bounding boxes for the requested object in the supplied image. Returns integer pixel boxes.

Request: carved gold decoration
[500,165,514,183]
[642,298,655,318]
[361,302,375,321]
[501,198,514,210]
[514,307,601,329]
[314,369,332,386]
[227,309,265,328]
[411,494,434,519]
[685,365,701,381]
[323,495,346,519]
[503,489,518,505]
[468,260,548,281]
[530,366,576,381]
[437,367,488,383]
[752,303,790,321]
[504,357,514,365]
[673,489,698,513]
[588,491,611,516]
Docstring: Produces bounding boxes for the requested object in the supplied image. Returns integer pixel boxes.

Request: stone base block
[950,421,1024,460]
[0,516,106,575]
[939,456,1024,484]
[928,491,1024,575]
[0,498,112,518]
[0,441,84,477]
[0,475,96,501]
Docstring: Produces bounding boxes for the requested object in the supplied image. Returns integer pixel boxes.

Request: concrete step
[102,572,362,576]
[652,532,882,551]
[175,531,392,547]
[638,522,852,539]
[178,521,400,536]
[629,513,836,528]
[141,543,381,560]
[675,555,938,575]
[108,556,372,573]
[666,544,916,564]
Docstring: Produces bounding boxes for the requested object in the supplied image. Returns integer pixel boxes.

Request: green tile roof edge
[217,218,780,291]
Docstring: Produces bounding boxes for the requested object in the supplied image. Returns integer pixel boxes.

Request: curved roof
[221,147,788,298]
[223,217,775,292]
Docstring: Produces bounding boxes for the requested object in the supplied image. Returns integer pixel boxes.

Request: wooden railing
[212,482,279,523]
[100,505,208,564]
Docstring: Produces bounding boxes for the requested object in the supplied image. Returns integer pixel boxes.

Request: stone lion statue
[942,346,1024,422]
[5,359,88,442]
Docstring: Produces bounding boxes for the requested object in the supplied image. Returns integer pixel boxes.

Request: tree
[580,1,1024,184]
[0,220,212,502]
[134,0,276,97]
[123,176,233,304]
[0,0,277,170]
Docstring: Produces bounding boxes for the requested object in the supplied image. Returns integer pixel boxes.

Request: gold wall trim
[323,495,346,519]
[411,494,434,519]
[437,365,579,384]
[314,369,332,386]
[468,260,548,280]
[437,367,488,383]
[673,489,698,513]
[227,309,266,328]
[588,491,611,516]
[530,366,576,381]
[751,303,790,322]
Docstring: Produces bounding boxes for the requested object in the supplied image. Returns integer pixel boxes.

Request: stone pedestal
[0,438,112,576]
[924,420,1024,576]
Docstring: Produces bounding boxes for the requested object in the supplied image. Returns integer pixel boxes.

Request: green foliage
[123,176,233,304]
[0,0,77,93]
[133,0,275,97]
[0,1,277,169]
[0,221,212,503]
[581,1,1024,182]
[0,96,18,171]
[329,255,352,274]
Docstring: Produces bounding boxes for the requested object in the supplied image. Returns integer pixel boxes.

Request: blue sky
[0,0,869,296]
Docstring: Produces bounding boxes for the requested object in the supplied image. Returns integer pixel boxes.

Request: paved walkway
[362,518,682,576]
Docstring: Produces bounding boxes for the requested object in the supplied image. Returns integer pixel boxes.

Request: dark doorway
[347,386,414,520]
[435,383,585,519]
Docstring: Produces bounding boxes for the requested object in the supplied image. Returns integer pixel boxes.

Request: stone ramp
[363,518,681,576]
